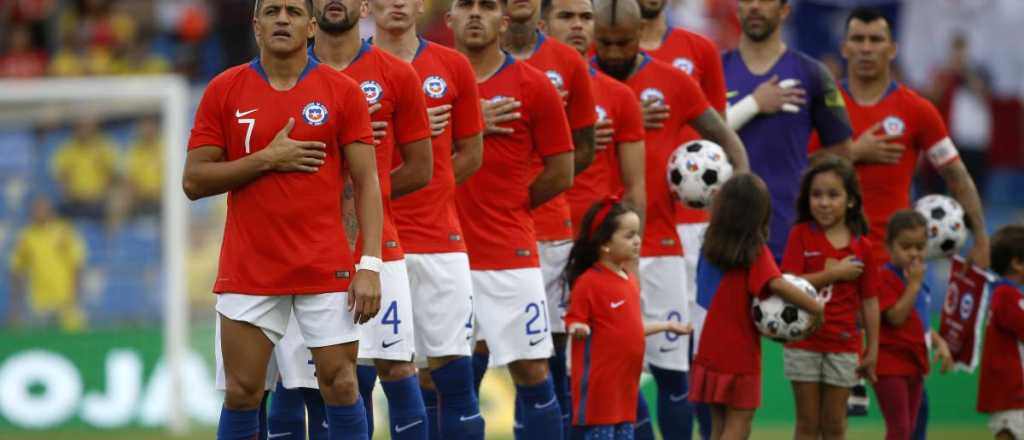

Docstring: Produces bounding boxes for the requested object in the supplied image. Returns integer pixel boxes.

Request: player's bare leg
[220,314,276,410]
[996,430,1015,440]
[720,406,755,440]
[821,384,851,440]
[709,404,726,440]
[792,381,823,440]
[309,343,361,406]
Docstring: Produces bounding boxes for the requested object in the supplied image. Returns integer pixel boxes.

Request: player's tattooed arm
[391,138,433,199]
[689,108,750,173]
[452,133,483,184]
[344,141,384,324]
[529,152,573,208]
[342,177,358,249]
[938,160,990,268]
[571,126,596,174]
[617,140,646,224]
[182,119,327,200]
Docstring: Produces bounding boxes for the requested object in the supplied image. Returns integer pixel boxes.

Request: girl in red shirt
[781,156,880,440]
[690,173,824,440]
[563,197,691,440]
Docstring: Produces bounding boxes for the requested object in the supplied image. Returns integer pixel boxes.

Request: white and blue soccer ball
[666,139,733,209]
[914,194,968,260]
[752,274,817,343]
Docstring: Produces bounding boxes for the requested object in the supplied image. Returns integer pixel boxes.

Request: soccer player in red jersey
[267,0,434,439]
[978,225,1024,440]
[184,1,383,439]
[590,0,748,438]
[450,0,575,437]
[829,8,989,266]
[370,0,487,437]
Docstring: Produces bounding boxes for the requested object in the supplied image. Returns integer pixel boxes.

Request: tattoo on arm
[343,179,358,249]
[938,161,986,234]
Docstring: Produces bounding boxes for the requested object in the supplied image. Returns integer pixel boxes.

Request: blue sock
[695,402,711,440]
[471,351,489,395]
[421,386,440,440]
[381,376,428,440]
[432,357,485,440]
[650,365,691,440]
[258,392,269,440]
[268,383,307,440]
[634,391,655,440]
[549,346,571,439]
[357,365,378,437]
[325,397,369,440]
[301,388,328,440]
[515,376,563,440]
[218,407,260,440]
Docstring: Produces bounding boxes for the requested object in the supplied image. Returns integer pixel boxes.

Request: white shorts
[676,222,709,352]
[539,240,572,334]
[213,292,358,391]
[639,256,690,372]
[407,252,474,365]
[990,410,1024,439]
[357,260,416,361]
[472,268,555,367]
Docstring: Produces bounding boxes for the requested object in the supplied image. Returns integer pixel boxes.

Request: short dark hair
[991,224,1024,276]
[703,173,772,270]
[886,209,927,244]
[541,0,555,18]
[795,154,869,236]
[845,7,891,37]
[254,0,316,18]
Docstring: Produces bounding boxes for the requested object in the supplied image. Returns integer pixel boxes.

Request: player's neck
[638,13,668,51]
[598,259,628,279]
[847,72,892,106]
[1005,272,1024,285]
[258,49,310,90]
[314,29,364,70]
[374,26,420,62]
[738,32,786,75]
[462,43,507,81]
[502,20,539,60]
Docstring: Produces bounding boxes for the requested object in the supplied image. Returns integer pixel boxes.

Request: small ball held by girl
[689,173,824,440]
[563,196,692,440]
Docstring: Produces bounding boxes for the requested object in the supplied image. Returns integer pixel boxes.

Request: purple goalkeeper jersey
[722,48,852,261]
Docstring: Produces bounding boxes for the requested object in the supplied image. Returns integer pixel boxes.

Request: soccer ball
[752,274,818,343]
[666,140,733,209]
[914,194,968,260]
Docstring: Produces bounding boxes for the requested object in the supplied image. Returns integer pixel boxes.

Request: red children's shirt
[320,41,432,262]
[618,55,710,257]
[782,223,878,354]
[527,32,597,241]
[978,281,1024,413]
[566,265,645,426]
[694,244,781,374]
[876,264,930,376]
[457,55,574,270]
[188,59,373,295]
[566,68,645,234]
[391,39,483,254]
[809,82,958,262]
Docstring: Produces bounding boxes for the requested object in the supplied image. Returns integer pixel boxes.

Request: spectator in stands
[8,195,87,332]
[0,24,48,78]
[50,116,117,220]
[124,116,162,216]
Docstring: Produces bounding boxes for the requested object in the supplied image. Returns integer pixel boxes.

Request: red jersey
[315,42,432,261]
[457,55,574,270]
[566,69,645,234]
[566,265,644,426]
[391,39,483,254]
[877,263,930,376]
[809,82,959,262]
[978,281,1024,413]
[694,244,781,374]
[527,32,597,241]
[188,58,373,295]
[646,26,727,225]
[619,55,710,257]
[782,223,879,354]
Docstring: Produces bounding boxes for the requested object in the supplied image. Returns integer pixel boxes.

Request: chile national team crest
[672,57,695,75]
[361,80,384,105]
[545,70,565,90]
[882,115,906,136]
[423,76,448,99]
[640,88,665,105]
[302,102,329,126]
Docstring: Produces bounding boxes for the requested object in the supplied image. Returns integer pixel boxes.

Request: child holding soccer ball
[562,196,692,440]
[781,156,881,440]
[690,173,824,440]
[978,224,1024,440]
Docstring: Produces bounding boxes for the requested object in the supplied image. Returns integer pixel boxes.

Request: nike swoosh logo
[235,108,258,117]
[669,392,688,402]
[268,433,291,439]
[610,300,625,309]
[529,337,546,346]
[382,339,403,348]
[395,420,423,433]
[322,421,328,429]
[659,345,679,353]
[726,91,738,99]
[460,413,482,422]
[534,396,557,409]
[513,421,524,429]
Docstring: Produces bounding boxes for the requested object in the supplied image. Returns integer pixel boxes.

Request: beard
[596,55,637,81]
[317,5,359,34]
[638,2,664,20]
[742,18,778,42]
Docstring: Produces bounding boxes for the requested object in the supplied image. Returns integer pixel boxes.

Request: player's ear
[445,11,453,29]
[888,41,898,62]
[500,13,509,32]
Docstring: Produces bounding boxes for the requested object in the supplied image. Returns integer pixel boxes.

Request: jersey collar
[307,38,372,66]
[840,78,899,101]
[533,30,547,54]
[249,55,319,86]
[414,37,428,60]
[993,278,1024,292]
[493,51,515,77]
[662,26,673,44]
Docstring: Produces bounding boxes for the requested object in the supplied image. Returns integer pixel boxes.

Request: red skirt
[689,363,761,410]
